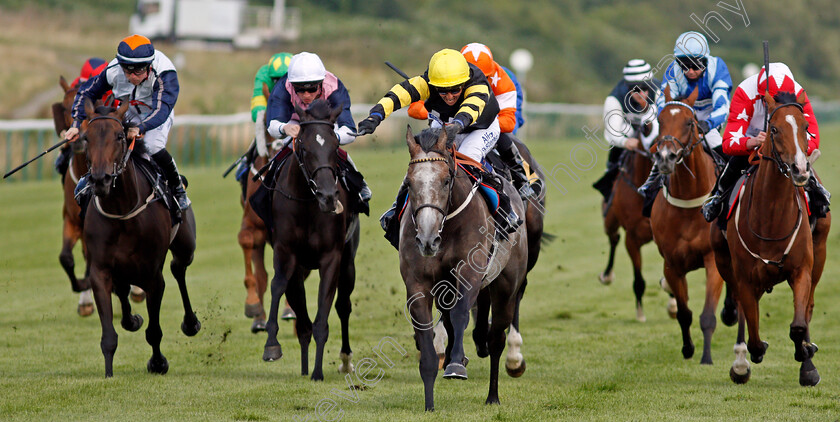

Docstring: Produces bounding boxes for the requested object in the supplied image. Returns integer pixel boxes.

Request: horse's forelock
[417,127,443,153]
[94,105,117,116]
[773,91,797,105]
[306,99,332,120]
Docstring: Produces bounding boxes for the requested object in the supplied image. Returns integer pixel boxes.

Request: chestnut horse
[53,76,94,316]
[711,91,830,386]
[261,99,360,381]
[401,126,527,410]
[82,99,200,376]
[649,86,727,364]
[599,147,655,322]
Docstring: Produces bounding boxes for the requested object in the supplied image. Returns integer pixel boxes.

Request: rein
[655,101,712,207]
[88,115,132,180]
[288,119,339,200]
[407,151,478,235]
[757,102,807,179]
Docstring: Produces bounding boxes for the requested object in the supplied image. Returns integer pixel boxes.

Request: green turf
[1,131,840,421]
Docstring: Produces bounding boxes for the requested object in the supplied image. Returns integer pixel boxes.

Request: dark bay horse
[599,145,655,321]
[261,99,360,381]
[649,86,727,364]
[82,99,200,376]
[54,76,94,316]
[711,92,830,385]
[401,126,527,410]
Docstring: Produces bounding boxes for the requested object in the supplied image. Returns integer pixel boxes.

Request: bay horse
[649,86,728,364]
[54,76,94,316]
[82,98,200,376]
[401,126,527,410]
[711,91,830,385]
[261,99,360,381]
[598,144,656,322]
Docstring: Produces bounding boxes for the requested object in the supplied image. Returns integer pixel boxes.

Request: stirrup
[701,194,722,222]
[173,185,191,210]
[379,207,396,232]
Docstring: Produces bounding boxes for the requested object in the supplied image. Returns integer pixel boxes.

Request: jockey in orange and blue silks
[637,31,733,211]
[65,34,191,210]
[264,52,371,209]
[701,62,830,224]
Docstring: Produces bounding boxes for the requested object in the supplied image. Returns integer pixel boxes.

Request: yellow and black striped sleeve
[454,81,490,127]
[369,76,430,119]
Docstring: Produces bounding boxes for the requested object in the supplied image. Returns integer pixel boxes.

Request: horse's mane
[306,99,332,120]
[773,91,797,104]
[417,127,448,153]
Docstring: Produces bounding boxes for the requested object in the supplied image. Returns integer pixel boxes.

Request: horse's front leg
[664,266,694,360]
[789,268,819,386]
[736,281,767,363]
[263,250,296,362]
[90,267,118,377]
[442,278,479,380]
[335,237,358,374]
[406,285,437,411]
[698,253,724,365]
[626,233,647,322]
[310,251,342,381]
[730,302,751,384]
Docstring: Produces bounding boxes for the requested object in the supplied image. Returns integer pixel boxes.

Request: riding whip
[3,138,69,179]
[763,40,770,132]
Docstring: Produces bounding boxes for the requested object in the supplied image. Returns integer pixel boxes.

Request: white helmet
[288,52,327,83]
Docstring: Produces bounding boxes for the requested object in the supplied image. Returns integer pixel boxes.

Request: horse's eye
[770,126,778,135]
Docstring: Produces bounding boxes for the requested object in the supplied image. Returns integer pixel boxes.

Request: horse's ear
[84,97,96,118]
[764,93,777,113]
[116,99,130,119]
[262,82,271,100]
[796,91,807,107]
[436,126,449,150]
[663,85,672,102]
[329,102,344,122]
[405,125,420,155]
[685,86,699,107]
[59,76,70,93]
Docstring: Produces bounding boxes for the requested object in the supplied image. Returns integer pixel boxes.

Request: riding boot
[337,152,372,215]
[637,166,661,196]
[701,157,743,223]
[55,145,72,179]
[152,149,191,210]
[807,175,831,218]
[495,198,523,234]
[498,142,535,200]
[381,178,409,249]
[74,174,92,220]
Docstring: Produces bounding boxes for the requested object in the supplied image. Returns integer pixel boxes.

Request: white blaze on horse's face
[785,114,810,185]
[669,108,681,116]
[315,133,325,146]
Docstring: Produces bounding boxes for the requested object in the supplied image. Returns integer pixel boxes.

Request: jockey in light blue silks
[637,31,733,216]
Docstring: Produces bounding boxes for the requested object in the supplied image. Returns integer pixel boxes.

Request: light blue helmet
[673,31,709,58]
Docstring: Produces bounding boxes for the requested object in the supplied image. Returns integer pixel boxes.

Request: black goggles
[676,56,707,71]
[292,83,321,93]
[628,83,651,93]
[120,64,150,75]
[436,84,464,95]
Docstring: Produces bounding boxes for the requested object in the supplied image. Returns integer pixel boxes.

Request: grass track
[2,131,840,421]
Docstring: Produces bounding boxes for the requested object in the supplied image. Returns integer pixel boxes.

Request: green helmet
[267,52,293,79]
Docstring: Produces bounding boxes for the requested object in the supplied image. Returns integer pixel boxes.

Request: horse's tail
[540,231,557,246]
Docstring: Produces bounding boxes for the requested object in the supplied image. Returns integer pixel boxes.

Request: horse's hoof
[77,303,94,317]
[700,355,713,365]
[720,306,738,327]
[442,363,468,380]
[244,303,263,318]
[598,271,614,285]
[750,341,769,364]
[130,287,146,303]
[682,344,695,360]
[281,307,297,320]
[181,315,201,337]
[339,352,354,374]
[147,356,169,375]
[729,366,751,384]
[800,368,821,387]
[667,297,678,319]
[263,345,283,362]
[505,359,526,378]
[636,306,646,323]
[485,396,500,405]
[311,371,324,382]
[123,314,144,332]
[250,318,266,333]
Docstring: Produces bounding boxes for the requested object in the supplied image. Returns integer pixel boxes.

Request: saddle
[75,155,182,226]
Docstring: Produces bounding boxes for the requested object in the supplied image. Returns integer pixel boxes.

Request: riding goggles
[292,82,321,94]
[120,64,150,75]
[676,56,707,72]
[436,84,464,95]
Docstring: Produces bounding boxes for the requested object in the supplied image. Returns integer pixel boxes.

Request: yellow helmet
[428,49,470,87]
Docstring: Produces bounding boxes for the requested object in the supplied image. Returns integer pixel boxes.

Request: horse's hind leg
[170,211,200,336]
[143,277,168,375]
[599,212,620,285]
[505,279,527,378]
[486,281,518,405]
[238,223,264,319]
[60,217,89,293]
[114,282,143,332]
[698,253,724,365]
[472,289,491,359]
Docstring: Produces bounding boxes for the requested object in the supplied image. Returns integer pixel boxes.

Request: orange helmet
[460,43,494,77]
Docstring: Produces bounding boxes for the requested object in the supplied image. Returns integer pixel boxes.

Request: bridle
[760,102,807,179]
[87,115,131,181]
[654,101,703,167]
[407,149,458,235]
[293,119,339,198]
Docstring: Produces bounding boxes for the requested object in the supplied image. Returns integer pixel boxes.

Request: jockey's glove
[697,120,711,134]
[356,113,383,136]
[444,118,465,140]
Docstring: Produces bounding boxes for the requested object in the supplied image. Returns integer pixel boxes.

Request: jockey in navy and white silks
[66,34,190,209]
[656,31,733,150]
[592,59,661,200]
